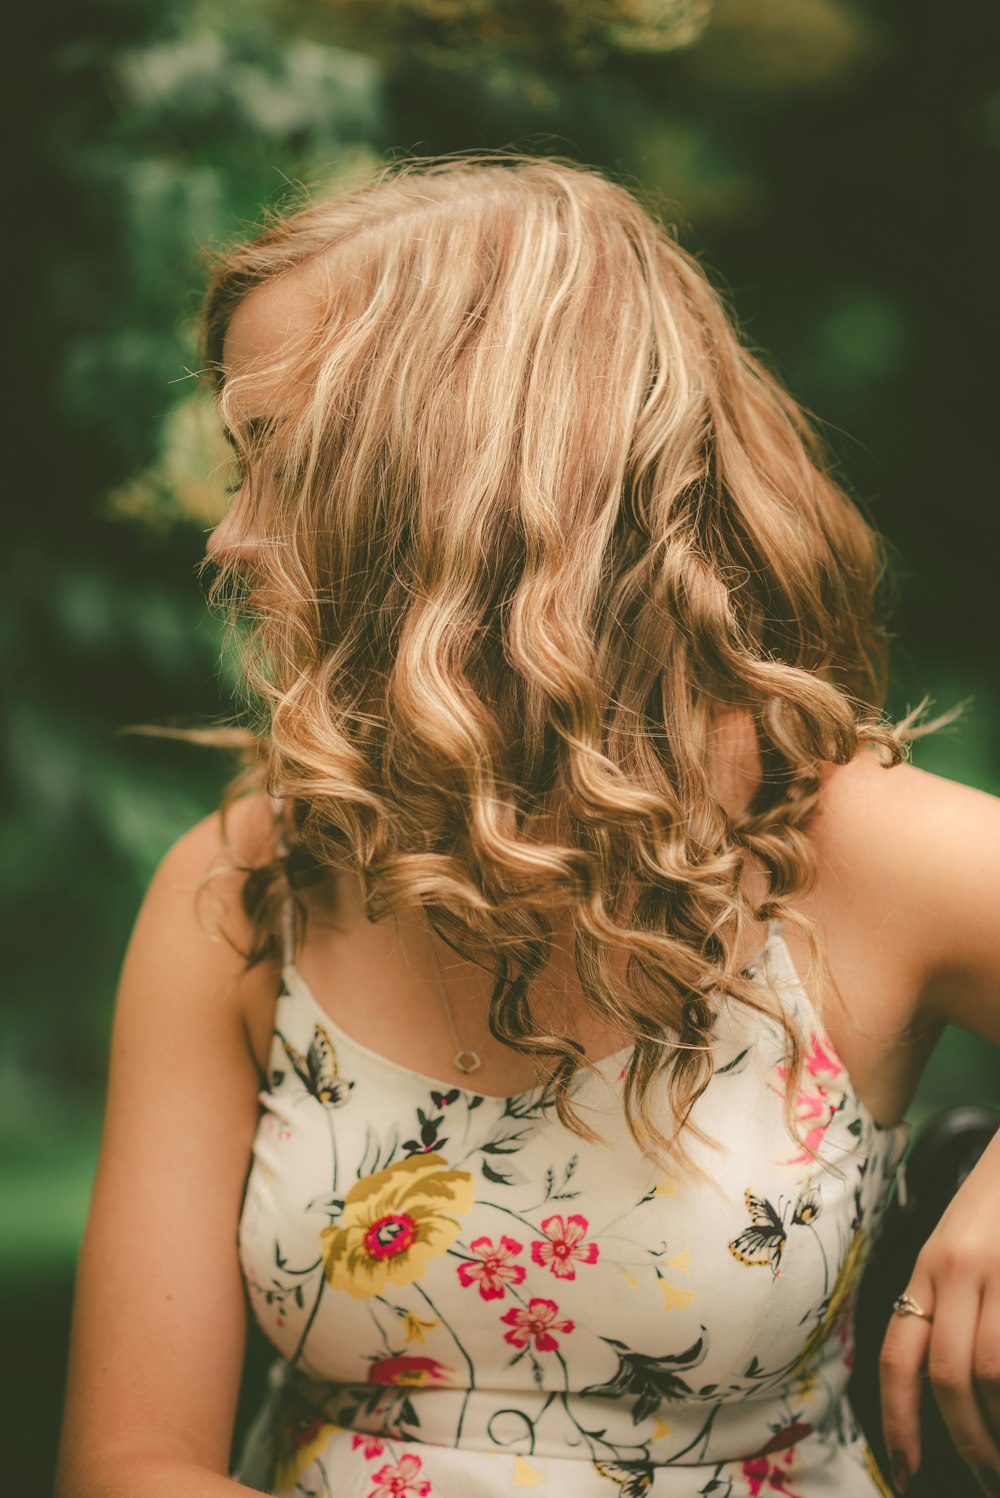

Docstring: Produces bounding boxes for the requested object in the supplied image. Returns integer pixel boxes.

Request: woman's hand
[880,1125,1000,1496]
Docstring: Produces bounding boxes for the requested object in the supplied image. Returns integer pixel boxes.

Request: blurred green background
[4,0,998,1489]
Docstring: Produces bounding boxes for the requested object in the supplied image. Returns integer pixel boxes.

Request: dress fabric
[232,918,905,1498]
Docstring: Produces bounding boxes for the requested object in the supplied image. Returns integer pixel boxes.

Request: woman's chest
[238,987,902,1396]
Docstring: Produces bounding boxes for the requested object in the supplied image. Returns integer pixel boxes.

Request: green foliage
[265,0,713,73]
[5,0,389,1124]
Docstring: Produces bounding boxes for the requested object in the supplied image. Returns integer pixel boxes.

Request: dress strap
[761,915,819,1030]
[270,791,291,857]
[270,793,297,969]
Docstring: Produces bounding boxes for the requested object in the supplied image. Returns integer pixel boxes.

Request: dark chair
[850,1106,1000,1497]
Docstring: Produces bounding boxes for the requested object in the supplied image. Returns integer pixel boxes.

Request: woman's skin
[55,275,1000,1498]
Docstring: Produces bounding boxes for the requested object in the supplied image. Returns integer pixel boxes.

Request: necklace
[423,913,488,1075]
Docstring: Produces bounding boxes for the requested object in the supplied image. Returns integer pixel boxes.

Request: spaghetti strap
[270,792,291,857]
[270,792,296,968]
[278,892,296,969]
[759,914,818,1026]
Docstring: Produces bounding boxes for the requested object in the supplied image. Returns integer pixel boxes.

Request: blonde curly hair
[201,152,919,1167]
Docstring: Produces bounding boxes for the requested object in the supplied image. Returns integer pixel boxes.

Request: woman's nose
[205,505,262,571]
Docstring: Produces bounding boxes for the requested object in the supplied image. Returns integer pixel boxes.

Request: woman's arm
[872,766,1000,1495]
[55,798,281,1498]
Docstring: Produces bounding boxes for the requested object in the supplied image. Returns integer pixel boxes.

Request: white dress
[233,918,905,1496]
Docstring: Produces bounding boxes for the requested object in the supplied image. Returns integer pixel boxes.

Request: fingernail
[978,1469,1000,1498]
[891,1450,909,1494]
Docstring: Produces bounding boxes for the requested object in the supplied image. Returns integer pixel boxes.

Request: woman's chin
[244,584,281,613]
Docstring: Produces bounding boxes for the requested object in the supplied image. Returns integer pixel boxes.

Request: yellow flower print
[320,1152,474,1299]
[400,1310,440,1344]
[511,1453,547,1485]
[789,1226,867,1378]
[664,1244,692,1275]
[863,1442,894,1498]
[270,1414,340,1491]
[659,1277,696,1313]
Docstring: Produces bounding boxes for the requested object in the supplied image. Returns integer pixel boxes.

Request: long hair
[201,152,919,1167]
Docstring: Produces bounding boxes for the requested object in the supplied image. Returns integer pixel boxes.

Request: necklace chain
[421,913,576,1083]
[423,912,488,1075]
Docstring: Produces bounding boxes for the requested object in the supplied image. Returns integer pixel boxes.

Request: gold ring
[892,1292,933,1323]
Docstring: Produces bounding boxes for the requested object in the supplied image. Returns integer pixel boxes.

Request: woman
[56,155,1000,1498]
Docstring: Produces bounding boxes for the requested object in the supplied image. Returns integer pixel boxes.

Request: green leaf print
[582,1333,708,1425]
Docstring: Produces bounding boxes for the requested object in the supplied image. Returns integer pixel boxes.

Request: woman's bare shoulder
[814,747,999,861]
[133,791,283,1052]
[159,789,278,890]
[152,789,278,942]
[812,749,1000,1035]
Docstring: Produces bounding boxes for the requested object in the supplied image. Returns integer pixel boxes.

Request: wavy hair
[200,152,921,1168]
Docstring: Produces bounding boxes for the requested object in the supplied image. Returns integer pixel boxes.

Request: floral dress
[232,919,906,1497]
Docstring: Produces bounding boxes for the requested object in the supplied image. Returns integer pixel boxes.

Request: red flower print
[291,1416,326,1450]
[531,1214,599,1279]
[368,1354,454,1386]
[752,1422,812,1457]
[501,1296,574,1352]
[456,1235,526,1300]
[363,1212,418,1260]
[352,1433,386,1459]
[368,1452,432,1497]
[742,1443,805,1496]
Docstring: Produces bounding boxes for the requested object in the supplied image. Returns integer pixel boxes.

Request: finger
[880,1282,933,1490]
[927,1282,1000,1490]
[974,1281,1000,1446]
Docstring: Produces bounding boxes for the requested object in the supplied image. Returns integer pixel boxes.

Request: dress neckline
[277,919,910,1143]
[281,959,633,1105]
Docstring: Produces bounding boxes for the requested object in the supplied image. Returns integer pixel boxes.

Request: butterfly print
[728,1190,787,1274]
[278,1025,355,1107]
[728,1186,823,1276]
[592,1458,654,1496]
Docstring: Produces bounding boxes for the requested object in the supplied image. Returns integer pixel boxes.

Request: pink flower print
[803,1033,842,1080]
[531,1214,599,1279]
[772,1048,838,1166]
[352,1433,386,1460]
[776,1033,841,1085]
[501,1296,575,1352]
[779,1087,838,1166]
[456,1235,526,1300]
[368,1452,432,1498]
